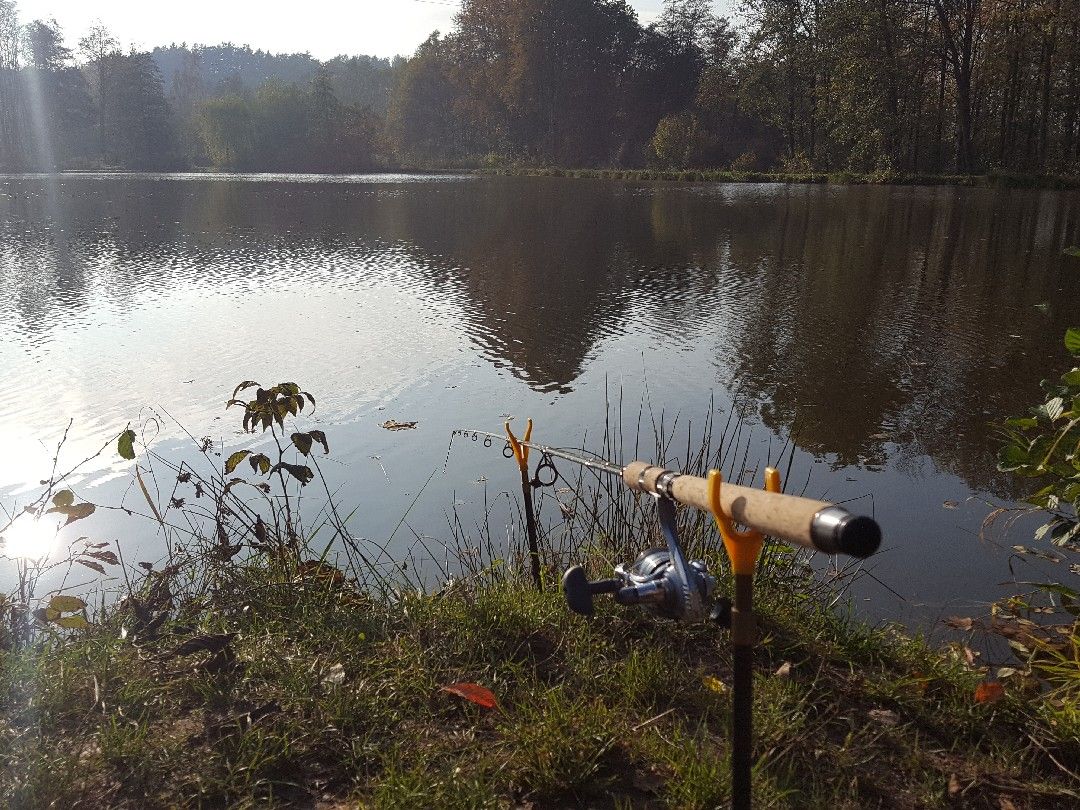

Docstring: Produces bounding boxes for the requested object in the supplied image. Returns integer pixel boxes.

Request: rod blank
[622,462,880,558]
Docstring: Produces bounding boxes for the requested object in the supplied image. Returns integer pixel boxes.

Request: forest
[0,0,1078,176]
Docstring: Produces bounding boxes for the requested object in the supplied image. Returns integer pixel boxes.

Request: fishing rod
[452,421,882,810]
[451,427,881,558]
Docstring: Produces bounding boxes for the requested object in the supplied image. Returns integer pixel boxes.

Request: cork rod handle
[622,461,881,558]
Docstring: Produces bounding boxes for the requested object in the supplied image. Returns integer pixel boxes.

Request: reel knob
[562,566,623,616]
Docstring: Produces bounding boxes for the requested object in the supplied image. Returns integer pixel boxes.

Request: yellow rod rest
[708,467,781,576]
[504,419,534,474]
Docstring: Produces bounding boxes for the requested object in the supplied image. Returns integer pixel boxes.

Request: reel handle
[562,566,622,616]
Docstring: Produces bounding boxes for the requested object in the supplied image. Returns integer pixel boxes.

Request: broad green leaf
[232,380,260,399]
[291,432,313,456]
[309,430,329,454]
[997,445,1030,470]
[1042,397,1065,421]
[1066,328,1080,355]
[1062,369,1080,387]
[118,428,136,460]
[1051,521,1080,546]
[273,463,314,486]
[48,594,86,613]
[54,615,91,630]
[1005,417,1038,429]
[225,450,252,475]
[51,490,74,508]
[249,453,271,475]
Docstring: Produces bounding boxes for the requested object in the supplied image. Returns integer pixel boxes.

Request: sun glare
[1,518,58,561]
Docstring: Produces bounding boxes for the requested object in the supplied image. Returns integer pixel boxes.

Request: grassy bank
[2,547,1078,809]
[477,167,1080,190]
[3,383,1078,808]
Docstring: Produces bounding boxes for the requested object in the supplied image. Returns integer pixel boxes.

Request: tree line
[1,0,1078,176]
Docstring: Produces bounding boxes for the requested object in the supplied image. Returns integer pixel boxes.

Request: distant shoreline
[5,166,1078,190]
[476,166,1080,190]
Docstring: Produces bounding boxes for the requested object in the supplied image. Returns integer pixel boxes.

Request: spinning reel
[563,495,729,624]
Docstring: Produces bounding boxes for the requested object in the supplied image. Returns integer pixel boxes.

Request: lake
[2,173,1078,624]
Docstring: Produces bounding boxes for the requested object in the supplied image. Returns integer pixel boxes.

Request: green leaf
[51,490,74,508]
[232,380,260,399]
[1042,397,1065,421]
[1051,521,1080,546]
[997,445,1030,471]
[1062,369,1080,387]
[225,450,252,475]
[273,463,314,486]
[117,429,136,460]
[1005,417,1038,429]
[249,453,271,475]
[309,430,329,454]
[1066,328,1080,355]
[53,615,91,630]
[48,595,86,613]
[1064,246,1080,258]
[291,432,313,456]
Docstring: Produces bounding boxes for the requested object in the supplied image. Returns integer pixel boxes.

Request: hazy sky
[14,1,731,61]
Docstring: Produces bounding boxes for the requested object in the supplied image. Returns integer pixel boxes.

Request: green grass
[1,550,1077,808]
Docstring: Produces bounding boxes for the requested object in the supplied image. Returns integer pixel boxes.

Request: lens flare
[1,519,58,560]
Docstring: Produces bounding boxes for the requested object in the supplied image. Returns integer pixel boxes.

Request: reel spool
[563,548,721,621]
[562,495,726,623]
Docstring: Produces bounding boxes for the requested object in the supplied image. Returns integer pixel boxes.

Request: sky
[13,1,731,61]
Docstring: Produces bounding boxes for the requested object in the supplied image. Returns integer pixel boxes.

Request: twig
[631,707,675,732]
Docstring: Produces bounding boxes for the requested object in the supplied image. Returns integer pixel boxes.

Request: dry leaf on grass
[439,682,498,709]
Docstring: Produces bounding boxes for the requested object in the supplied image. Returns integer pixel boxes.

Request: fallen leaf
[440,682,497,709]
[943,500,960,509]
[322,663,345,687]
[381,420,418,431]
[774,661,793,678]
[868,708,900,726]
[948,773,962,798]
[999,796,1018,810]
[703,675,728,694]
[944,616,974,631]
[975,681,1005,704]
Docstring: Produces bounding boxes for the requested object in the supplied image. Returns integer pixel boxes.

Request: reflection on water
[1,174,1078,621]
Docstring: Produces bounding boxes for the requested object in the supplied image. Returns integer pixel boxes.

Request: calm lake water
[2,173,1079,624]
